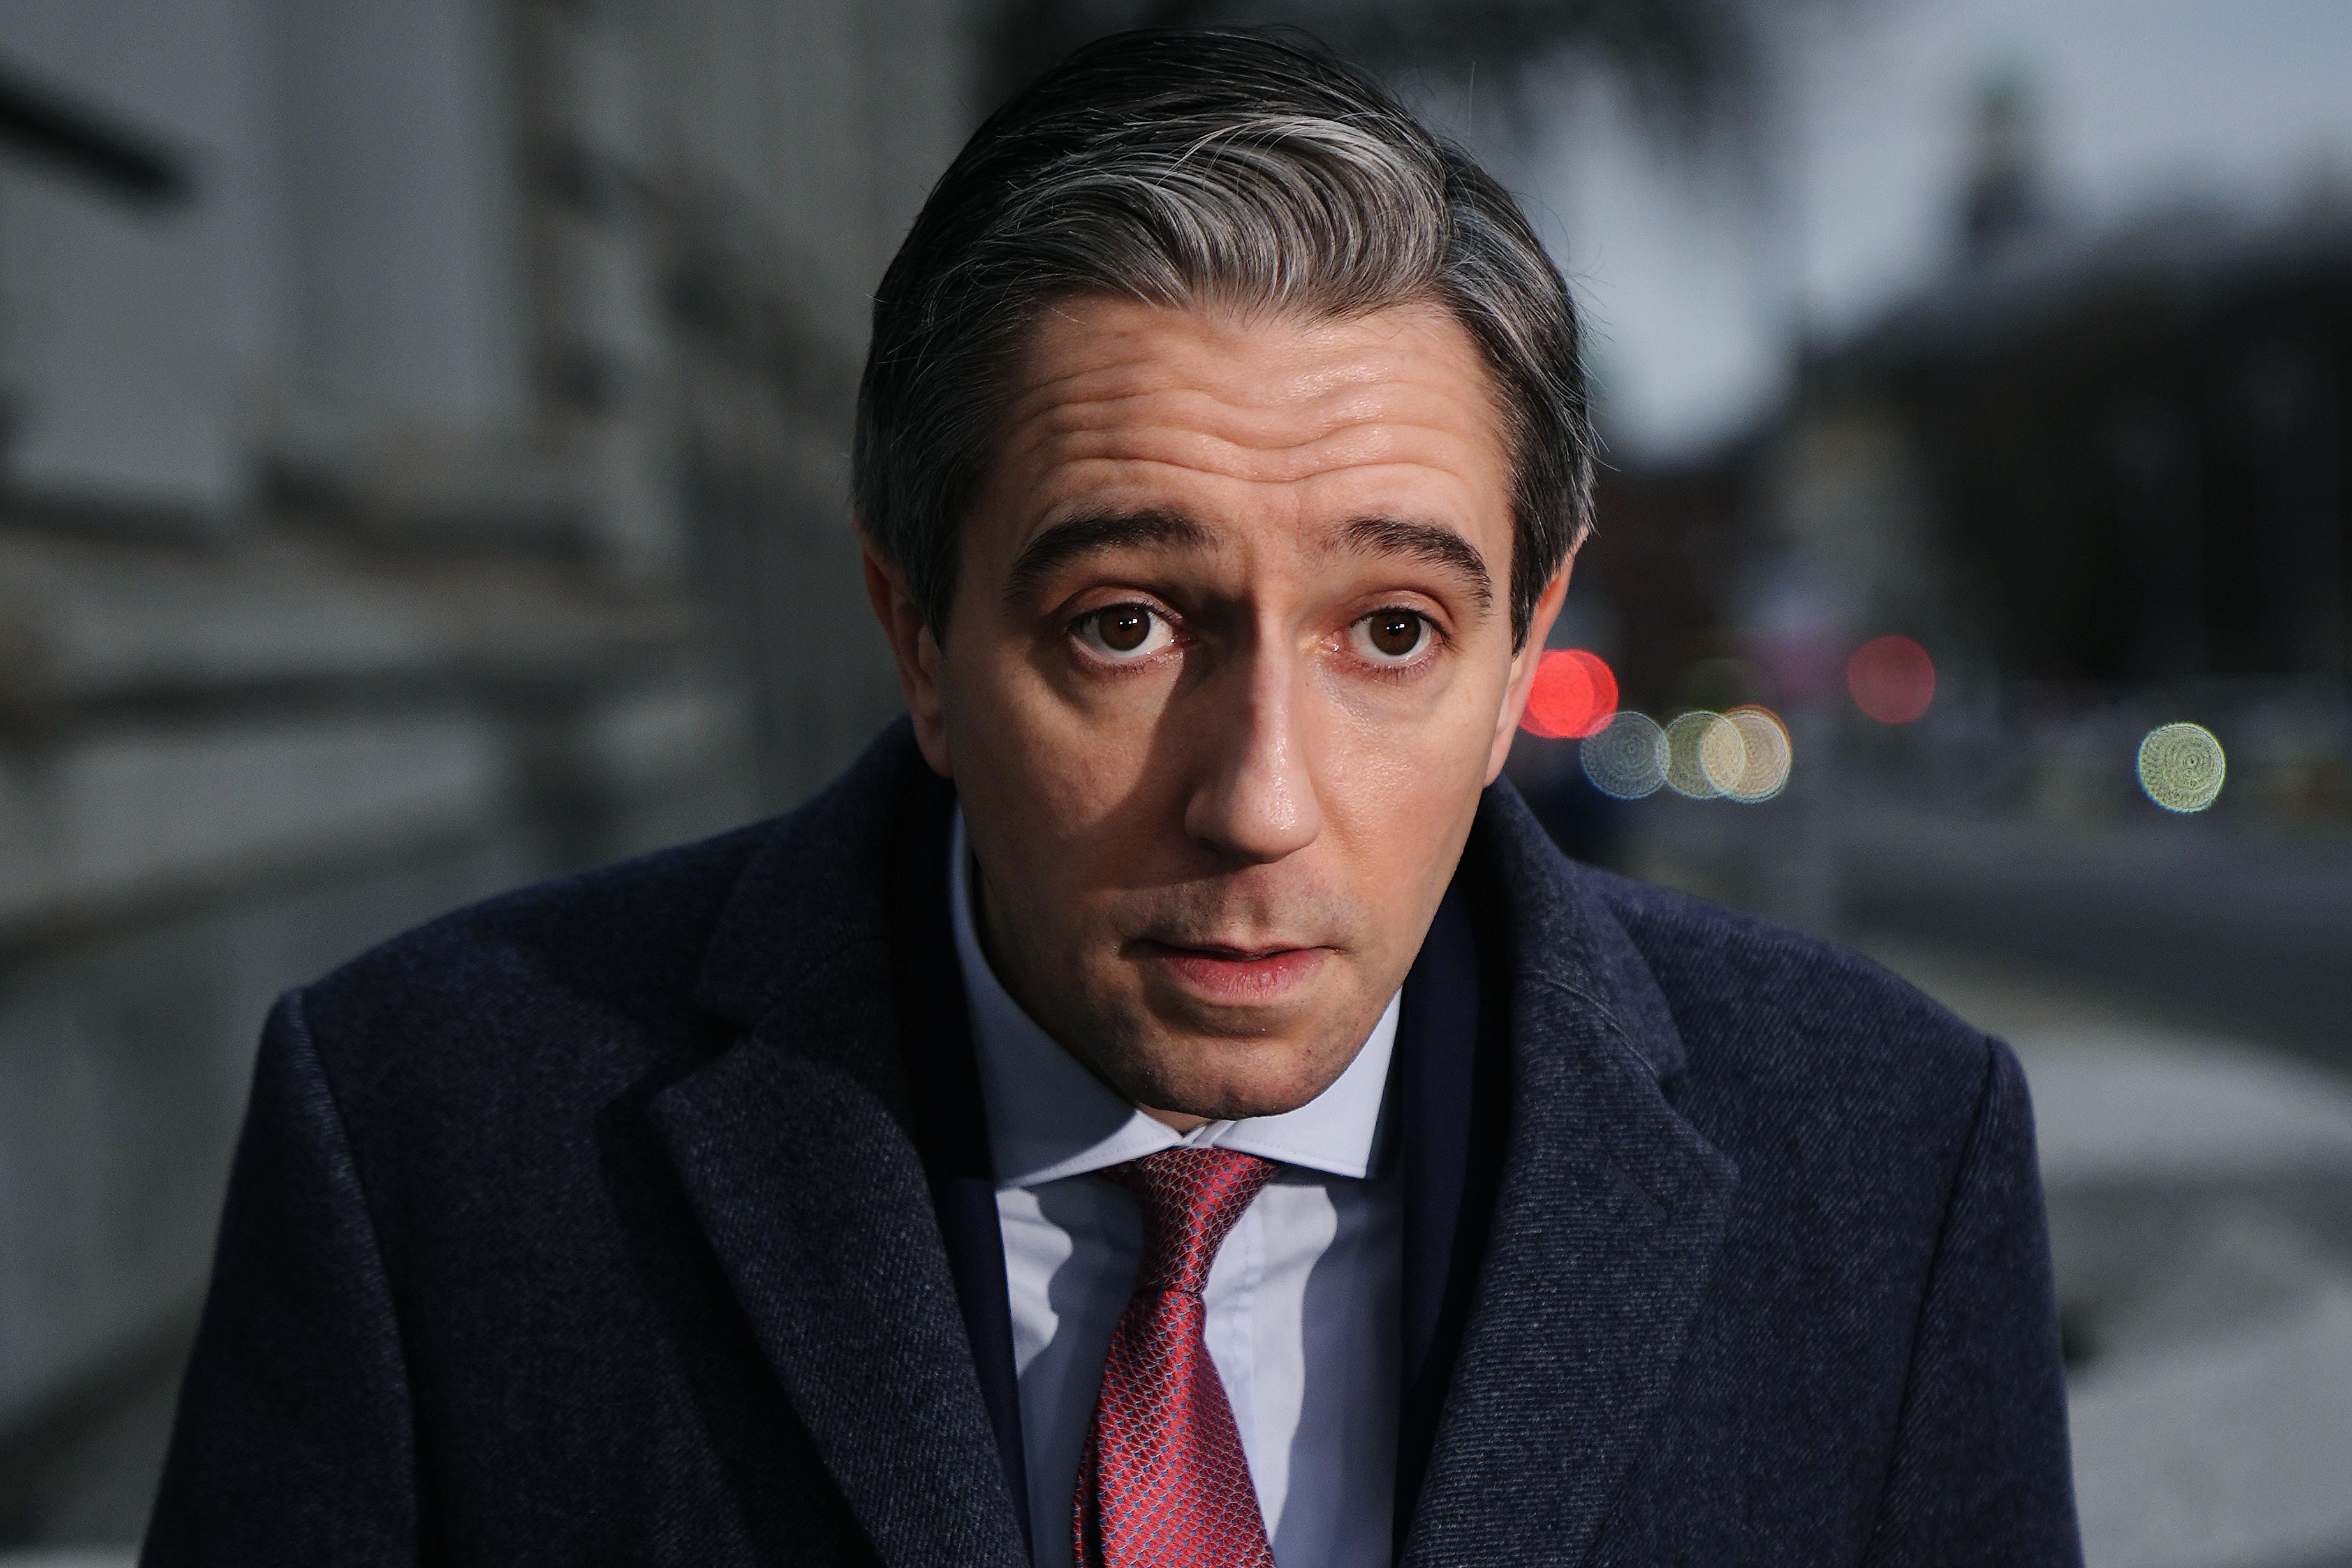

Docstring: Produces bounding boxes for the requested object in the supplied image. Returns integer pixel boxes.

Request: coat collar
[658,721,1733,1568]
[654,722,1027,1568]
[1400,785,1738,1566]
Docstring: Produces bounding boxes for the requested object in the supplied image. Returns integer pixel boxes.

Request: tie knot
[1106,1146,1278,1296]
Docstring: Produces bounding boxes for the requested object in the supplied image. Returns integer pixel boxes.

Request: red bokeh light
[1846,635,1936,724]
[1521,649,1619,739]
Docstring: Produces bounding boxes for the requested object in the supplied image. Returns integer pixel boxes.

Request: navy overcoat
[145,721,2080,1565]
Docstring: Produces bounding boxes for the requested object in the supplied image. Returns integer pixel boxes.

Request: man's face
[869,297,1566,1125]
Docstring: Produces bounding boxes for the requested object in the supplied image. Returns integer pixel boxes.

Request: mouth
[1131,939,1332,1005]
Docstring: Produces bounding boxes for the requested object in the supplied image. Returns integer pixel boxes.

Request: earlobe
[860,543,955,778]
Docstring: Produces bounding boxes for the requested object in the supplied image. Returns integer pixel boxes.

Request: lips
[1133,939,1330,1004]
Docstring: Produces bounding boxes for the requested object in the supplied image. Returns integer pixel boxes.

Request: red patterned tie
[1074,1147,1281,1568]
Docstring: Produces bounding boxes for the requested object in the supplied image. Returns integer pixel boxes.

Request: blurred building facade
[1556,177,2352,1076]
[1577,192,2352,722]
[1778,194,2352,705]
[0,0,973,1540]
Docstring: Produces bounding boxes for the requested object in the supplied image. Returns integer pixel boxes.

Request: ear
[1485,555,1575,785]
[860,541,955,778]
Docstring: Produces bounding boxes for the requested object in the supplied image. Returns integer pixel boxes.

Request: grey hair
[854,29,1593,646]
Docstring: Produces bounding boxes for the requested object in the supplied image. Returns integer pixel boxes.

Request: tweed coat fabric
[143,719,2080,1566]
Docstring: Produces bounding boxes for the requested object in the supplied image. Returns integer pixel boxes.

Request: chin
[1121,1030,1352,1122]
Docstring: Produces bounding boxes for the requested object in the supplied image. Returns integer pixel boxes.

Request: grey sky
[1530,0,2352,458]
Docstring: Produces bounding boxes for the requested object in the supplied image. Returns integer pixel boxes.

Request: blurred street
[1628,788,2352,1073]
[1871,941,2352,1568]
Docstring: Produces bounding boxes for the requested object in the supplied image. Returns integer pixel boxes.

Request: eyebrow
[1003,509,1212,604]
[999,507,1496,615]
[1337,517,1494,613]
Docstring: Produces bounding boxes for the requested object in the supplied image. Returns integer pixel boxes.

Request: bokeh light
[1665,711,1741,799]
[2138,722,2226,812]
[1580,710,1667,798]
[1564,650,1618,725]
[1716,707,1795,803]
[1847,635,1936,724]
[1522,649,1619,739]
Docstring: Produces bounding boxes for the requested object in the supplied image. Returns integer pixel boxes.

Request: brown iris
[1365,610,1422,658]
[1096,606,1152,652]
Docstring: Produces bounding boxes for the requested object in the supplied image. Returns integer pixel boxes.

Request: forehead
[977,295,1511,548]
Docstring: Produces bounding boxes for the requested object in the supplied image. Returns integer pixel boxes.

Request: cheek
[948,644,1173,853]
[1318,649,1509,779]
[1312,678,1500,894]
[1334,707,1490,830]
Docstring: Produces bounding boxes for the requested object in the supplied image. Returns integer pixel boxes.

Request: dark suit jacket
[145,721,2081,1566]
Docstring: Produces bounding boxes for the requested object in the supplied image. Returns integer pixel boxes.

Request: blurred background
[0,0,2345,1562]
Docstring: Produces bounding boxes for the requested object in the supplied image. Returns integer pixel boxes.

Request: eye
[1073,603,1174,661]
[1351,607,1432,663]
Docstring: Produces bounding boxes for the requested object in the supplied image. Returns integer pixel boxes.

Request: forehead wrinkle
[1029,380,1482,439]
[1025,416,1497,491]
[999,335,1504,483]
[1014,353,1485,429]
[1008,322,1490,421]
[1013,381,1498,471]
[982,299,1518,599]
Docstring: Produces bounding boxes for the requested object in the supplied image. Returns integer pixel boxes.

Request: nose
[1181,641,1323,864]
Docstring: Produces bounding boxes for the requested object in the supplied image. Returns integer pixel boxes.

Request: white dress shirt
[950,817,1402,1568]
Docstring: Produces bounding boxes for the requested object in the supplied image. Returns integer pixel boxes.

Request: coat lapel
[1404,786,1740,1567]
[649,724,1027,1568]
[644,721,1724,1568]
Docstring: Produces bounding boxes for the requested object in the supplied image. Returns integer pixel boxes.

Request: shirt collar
[951,811,1398,1189]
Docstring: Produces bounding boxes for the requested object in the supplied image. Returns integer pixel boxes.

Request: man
[147,29,2080,1568]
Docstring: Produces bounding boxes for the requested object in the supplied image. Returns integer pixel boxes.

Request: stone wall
[0,0,976,1543]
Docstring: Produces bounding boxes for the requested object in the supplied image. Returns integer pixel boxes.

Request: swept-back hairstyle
[853,28,1593,646]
